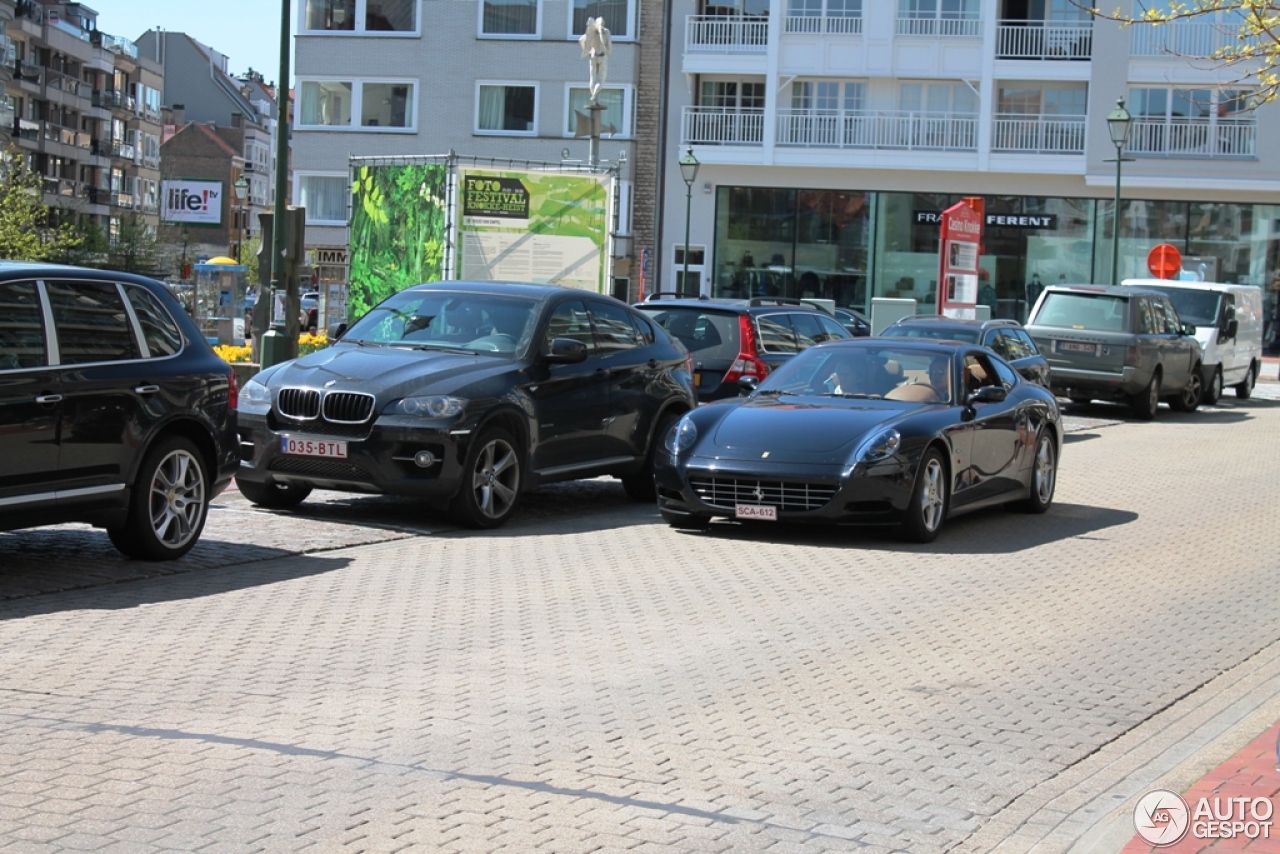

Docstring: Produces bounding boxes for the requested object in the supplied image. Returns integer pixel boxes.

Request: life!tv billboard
[160,179,223,226]
[938,197,983,320]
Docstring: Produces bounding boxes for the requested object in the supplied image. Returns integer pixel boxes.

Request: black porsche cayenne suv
[235,282,697,528]
[0,262,239,560]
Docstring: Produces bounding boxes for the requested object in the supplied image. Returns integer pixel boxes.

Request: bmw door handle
[135,384,161,394]
[35,394,62,405]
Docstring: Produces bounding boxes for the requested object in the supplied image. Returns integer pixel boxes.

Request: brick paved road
[1,394,1279,852]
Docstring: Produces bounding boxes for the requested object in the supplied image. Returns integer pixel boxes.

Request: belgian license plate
[736,504,777,521]
[1057,340,1098,355]
[281,436,348,458]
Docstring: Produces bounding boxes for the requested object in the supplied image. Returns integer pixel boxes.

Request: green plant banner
[349,163,448,317]
[457,168,610,292]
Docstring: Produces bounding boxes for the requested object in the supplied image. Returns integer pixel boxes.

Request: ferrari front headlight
[666,416,698,455]
[856,428,901,462]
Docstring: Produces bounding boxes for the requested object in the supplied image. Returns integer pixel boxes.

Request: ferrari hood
[709,398,912,454]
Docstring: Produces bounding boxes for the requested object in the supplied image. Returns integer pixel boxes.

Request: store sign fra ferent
[914,211,1057,230]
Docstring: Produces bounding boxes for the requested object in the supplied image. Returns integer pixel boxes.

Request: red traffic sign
[1147,243,1182,279]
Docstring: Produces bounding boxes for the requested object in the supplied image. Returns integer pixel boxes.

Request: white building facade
[662,0,1280,322]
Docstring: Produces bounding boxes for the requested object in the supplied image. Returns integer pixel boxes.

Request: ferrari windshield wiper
[827,392,882,399]
[754,389,797,397]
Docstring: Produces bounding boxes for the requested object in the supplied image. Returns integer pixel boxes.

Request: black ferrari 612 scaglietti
[653,339,1062,542]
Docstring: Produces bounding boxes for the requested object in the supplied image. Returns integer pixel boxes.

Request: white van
[1121,278,1263,403]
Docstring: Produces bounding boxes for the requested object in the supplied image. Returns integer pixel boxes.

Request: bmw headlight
[666,416,698,455]
[855,428,901,463]
[237,378,271,415]
[397,395,467,418]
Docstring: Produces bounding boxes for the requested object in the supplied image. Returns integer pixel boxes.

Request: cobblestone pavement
[1,393,1279,852]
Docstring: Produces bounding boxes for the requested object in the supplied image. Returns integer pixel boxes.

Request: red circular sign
[1147,243,1182,279]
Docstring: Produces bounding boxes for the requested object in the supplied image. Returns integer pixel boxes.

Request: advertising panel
[161,179,223,225]
[938,198,984,320]
[457,168,610,292]
[348,162,449,317]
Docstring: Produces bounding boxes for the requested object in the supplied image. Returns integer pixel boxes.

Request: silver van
[1121,278,1263,403]
[1025,284,1204,419]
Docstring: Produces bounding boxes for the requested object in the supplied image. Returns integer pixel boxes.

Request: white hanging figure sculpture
[579,17,611,102]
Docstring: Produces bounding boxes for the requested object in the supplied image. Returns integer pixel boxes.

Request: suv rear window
[1033,292,1128,332]
[641,307,740,360]
[882,325,979,344]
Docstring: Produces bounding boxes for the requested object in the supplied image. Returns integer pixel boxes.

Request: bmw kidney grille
[277,388,374,425]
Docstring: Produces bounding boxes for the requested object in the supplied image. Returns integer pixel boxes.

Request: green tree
[0,149,82,261]
[1082,3,1280,102]
[107,213,163,276]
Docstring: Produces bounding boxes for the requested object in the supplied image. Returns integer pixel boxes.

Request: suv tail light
[1124,346,1141,367]
[227,365,239,409]
[722,315,771,384]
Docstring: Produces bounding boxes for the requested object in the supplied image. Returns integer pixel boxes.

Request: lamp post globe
[1106,99,1132,286]
[678,147,700,296]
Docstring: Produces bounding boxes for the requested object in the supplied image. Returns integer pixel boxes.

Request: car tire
[1131,370,1161,420]
[1235,362,1257,399]
[1017,431,1057,514]
[621,412,679,503]
[237,478,312,509]
[1169,366,1202,412]
[898,447,948,544]
[449,427,522,529]
[1204,366,1223,405]
[660,509,711,530]
[107,436,209,561]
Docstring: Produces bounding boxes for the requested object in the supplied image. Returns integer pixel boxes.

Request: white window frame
[563,84,633,138]
[566,0,635,42]
[478,0,542,39]
[295,172,350,225]
[298,0,420,36]
[296,77,418,132]
[475,81,539,136]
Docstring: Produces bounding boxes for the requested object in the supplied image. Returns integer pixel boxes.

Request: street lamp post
[1106,98,1133,287]
[232,175,249,264]
[678,147,699,296]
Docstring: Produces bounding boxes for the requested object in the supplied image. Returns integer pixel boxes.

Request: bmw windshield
[342,291,537,355]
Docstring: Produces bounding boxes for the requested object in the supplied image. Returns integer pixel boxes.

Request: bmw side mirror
[327,321,347,340]
[967,385,1008,406]
[544,337,588,364]
[738,376,760,395]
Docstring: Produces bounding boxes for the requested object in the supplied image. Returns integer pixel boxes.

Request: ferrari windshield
[759,344,954,405]
[342,291,537,355]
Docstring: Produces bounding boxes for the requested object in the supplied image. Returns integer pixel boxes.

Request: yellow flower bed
[298,333,329,356]
[214,344,253,363]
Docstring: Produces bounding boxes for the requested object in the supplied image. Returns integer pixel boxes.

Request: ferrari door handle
[35,394,62,405]
[135,384,161,394]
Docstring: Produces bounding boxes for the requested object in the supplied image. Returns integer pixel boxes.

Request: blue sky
[88,0,291,84]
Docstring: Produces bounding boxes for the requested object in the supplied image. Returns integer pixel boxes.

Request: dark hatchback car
[634,294,851,402]
[879,315,1051,387]
[235,282,696,528]
[0,263,239,560]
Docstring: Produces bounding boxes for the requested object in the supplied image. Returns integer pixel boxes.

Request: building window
[298,174,349,223]
[571,0,632,39]
[565,86,629,136]
[477,84,537,134]
[481,0,539,36]
[1128,87,1257,157]
[298,79,415,130]
[785,0,862,34]
[303,0,417,33]
[896,0,980,36]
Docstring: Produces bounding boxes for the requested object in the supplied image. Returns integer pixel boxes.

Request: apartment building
[665,1,1280,320]
[1,1,163,240]
[133,30,279,261]
[292,0,643,297]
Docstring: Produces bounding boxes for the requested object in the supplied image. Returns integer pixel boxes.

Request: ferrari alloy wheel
[107,436,208,561]
[238,479,312,509]
[1131,370,1160,420]
[450,427,522,529]
[1236,363,1257,399]
[1169,367,1202,412]
[899,448,948,543]
[1019,432,1056,514]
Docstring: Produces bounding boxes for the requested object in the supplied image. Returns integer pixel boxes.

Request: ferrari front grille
[689,475,837,511]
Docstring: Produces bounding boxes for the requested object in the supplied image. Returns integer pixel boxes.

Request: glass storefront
[712,187,1280,332]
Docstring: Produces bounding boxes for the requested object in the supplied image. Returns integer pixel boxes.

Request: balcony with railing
[991,114,1086,153]
[16,118,39,142]
[682,107,765,145]
[96,33,139,59]
[13,60,42,86]
[895,16,981,36]
[783,13,863,35]
[1130,21,1237,57]
[775,109,978,151]
[1128,118,1256,158]
[686,15,769,52]
[996,21,1092,59]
